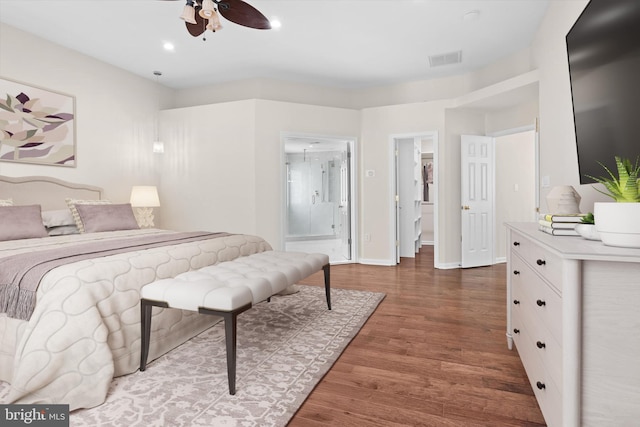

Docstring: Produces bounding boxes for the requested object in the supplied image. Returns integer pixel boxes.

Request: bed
[0,175,272,410]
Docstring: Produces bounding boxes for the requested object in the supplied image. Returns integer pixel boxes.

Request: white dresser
[506,222,640,427]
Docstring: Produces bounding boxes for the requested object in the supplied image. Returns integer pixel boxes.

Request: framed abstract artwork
[0,77,76,167]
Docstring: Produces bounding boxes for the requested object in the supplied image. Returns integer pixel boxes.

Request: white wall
[359,101,448,263]
[158,99,360,248]
[253,100,360,249]
[158,100,257,234]
[0,23,171,204]
[495,130,536,260]
[531,0,606,214]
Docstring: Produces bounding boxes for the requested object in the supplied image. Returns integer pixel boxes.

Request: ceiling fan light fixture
[199,0,216,18]
[180,4,197,24]
[206,10,223,32]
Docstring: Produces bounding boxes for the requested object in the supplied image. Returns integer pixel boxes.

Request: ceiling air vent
[428,50,462,67]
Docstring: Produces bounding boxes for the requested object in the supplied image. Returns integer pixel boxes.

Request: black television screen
[566,0,640,184]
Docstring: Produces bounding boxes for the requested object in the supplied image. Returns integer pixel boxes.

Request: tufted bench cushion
[139,250,331,395]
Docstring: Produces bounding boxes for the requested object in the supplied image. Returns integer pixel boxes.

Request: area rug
[38,285,383,426]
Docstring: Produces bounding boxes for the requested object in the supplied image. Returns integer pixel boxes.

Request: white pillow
[0,198,13,207]
[42,209,76,228]
[65,198,112,233]
[47,225,80,236]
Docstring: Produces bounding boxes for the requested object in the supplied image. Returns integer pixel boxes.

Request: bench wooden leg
[323,264,331,310]
[140,299,168,372]
[200,303,252,395]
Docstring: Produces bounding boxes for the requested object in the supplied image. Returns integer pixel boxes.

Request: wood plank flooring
[289,246,546,426]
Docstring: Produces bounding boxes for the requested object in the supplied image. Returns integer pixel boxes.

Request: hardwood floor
[290,246,546,426]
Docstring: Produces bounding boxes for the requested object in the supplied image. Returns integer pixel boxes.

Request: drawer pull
[536,341,546,349]
[513,328,520,334]
[513,270,520,275]
[513,241,520,246]
[513,299,520,305]
[536,299,546,307]
[536,259,546,266]
[536,381,546,390]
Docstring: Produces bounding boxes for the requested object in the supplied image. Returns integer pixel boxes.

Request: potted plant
[589,156,640,248]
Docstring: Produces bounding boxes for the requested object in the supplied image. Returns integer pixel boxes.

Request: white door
[461,135,494,268]
[398,140,415,258]
[394,140,400,263]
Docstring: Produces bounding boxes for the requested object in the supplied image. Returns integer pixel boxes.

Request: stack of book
[538,213,586,236]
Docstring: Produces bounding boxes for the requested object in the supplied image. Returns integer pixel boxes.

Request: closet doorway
[390,131,439,266]
[282,133,356,264]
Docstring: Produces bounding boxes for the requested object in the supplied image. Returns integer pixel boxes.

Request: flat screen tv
[566,0,640,184]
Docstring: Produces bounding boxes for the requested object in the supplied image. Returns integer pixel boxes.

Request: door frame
[280,131,358,264]
[389,131,440,267]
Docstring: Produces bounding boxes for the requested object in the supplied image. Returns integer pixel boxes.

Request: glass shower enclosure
[284,139,351,262]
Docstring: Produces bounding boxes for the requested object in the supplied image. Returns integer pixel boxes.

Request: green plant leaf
[588,156,640,202]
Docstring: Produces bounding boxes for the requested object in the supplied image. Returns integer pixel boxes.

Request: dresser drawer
[511,254,563,344]
[509,231,531,263]
[512,324,563,427]
[514,293,563,390]
[529,242,564,294]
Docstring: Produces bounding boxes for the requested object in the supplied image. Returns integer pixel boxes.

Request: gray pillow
[0,205,49,241]
[74,203,139,233]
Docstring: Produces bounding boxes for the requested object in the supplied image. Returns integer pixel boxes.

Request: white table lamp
[130,186,160,227]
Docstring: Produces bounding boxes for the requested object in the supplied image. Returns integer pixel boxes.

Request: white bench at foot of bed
[139,250,331,395]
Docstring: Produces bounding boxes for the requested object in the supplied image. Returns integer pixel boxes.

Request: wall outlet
[364,233,371,242]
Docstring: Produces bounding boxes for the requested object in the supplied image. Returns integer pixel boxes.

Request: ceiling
[0,0,550,90]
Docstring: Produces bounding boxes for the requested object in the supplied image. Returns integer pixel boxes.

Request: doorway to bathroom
[282,133,356,264]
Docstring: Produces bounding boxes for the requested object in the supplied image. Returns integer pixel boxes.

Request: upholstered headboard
[0,175,103,210]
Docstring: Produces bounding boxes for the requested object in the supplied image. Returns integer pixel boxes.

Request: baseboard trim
[358,258,396,266]
[435,262,462,270]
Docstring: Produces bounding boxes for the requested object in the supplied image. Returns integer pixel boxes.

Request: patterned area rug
[44,285,383,426]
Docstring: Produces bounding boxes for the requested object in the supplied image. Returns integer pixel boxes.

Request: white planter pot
[594,202,640,248]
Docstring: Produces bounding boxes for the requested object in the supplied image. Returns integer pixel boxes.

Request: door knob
[461,205,470,210]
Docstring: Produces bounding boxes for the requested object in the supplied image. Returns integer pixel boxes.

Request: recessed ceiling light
[163,42,175,51]
[270,18,282,29]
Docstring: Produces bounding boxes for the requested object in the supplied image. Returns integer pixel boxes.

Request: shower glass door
[284,137,352,263]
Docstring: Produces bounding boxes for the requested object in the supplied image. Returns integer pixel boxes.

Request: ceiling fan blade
[186,6,206,37]
[217,0,271,30]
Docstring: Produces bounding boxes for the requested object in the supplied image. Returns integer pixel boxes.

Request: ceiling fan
[170,0,271,37]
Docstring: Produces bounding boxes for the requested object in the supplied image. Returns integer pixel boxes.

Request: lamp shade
[180,4,197,24]
[206,11,223,31]
[130,186,160,207]
[199,0,215,18]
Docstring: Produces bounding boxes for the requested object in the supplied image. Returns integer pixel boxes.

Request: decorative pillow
[42,209,76,228]
[65,198,112,233]
[0,205,49,241]
[47,225,80,236]
[74,203,139,233]
[0,198,13,207]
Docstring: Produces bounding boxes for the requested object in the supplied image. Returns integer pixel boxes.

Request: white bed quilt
[0,229,271,410]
